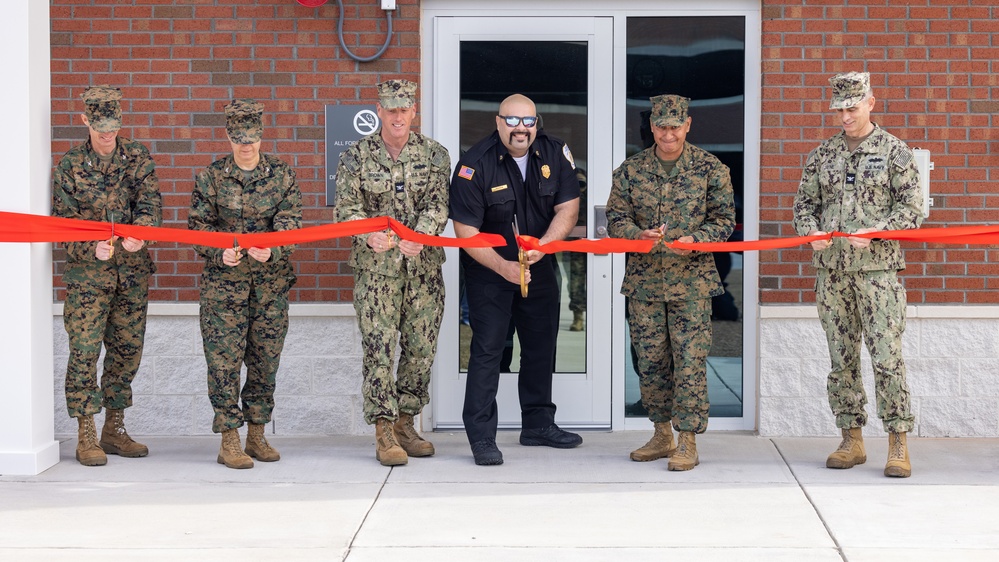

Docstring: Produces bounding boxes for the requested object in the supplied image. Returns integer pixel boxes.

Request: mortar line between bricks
[771,438,848,562]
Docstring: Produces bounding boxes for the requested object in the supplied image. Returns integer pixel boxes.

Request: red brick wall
[760,1,999,305]
[50,0,421,303]
[50,1,998,305]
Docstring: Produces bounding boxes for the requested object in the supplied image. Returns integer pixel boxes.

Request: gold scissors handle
[513,217,528,298]
[107,214,115,259]
[518,247,528,297]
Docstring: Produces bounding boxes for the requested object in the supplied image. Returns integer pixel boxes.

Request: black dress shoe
[520,424,583,448]
[471,439,504,465]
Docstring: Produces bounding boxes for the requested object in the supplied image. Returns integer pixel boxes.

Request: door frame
[421,0,762,432]
[426,15,615,430]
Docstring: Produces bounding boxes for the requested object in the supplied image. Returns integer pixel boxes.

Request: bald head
[499,93,535,116]
[496,94,538,157]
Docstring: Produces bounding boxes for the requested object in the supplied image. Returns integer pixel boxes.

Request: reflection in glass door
[622,16,747,422]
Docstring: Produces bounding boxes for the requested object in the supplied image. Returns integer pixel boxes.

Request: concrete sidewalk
[1,432,997,561]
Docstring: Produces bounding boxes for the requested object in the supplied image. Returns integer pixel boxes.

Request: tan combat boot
[375,418,408,466]
[826,427,866,469]
[630,422,676,461]
[217,428,253,469]
[569,311,585,332]
[76,415,108,467]
[667,431,699,471]
[100,408,149,458]
[884,431,911,478]
[245,422,280,462]
[393,413,435,457]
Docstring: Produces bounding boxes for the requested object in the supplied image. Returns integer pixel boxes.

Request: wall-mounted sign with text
[325,105,379,205]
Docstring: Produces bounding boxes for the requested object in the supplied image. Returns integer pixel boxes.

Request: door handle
[593,205,608,255]
[593,205,608,238]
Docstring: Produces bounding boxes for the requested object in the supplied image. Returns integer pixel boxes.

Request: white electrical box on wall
[381,0,397,9]
[912,148,933,217]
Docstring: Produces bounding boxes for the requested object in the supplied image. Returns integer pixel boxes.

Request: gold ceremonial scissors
[512,216,528,298]
[107,213,115,259]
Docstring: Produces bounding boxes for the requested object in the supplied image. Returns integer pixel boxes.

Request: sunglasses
[498,115,538,128]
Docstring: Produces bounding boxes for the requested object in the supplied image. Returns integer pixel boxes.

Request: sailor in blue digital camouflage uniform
[189,99,302,469]
[52,85,161,467]
[335,79,450,467]
[450,93,582,466]
[606,94,735,472]
[793,72,922,478]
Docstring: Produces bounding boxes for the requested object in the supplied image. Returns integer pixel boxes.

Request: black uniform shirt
[449,130,579,272]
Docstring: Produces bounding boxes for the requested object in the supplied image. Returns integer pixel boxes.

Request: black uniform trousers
[462,257,560,445]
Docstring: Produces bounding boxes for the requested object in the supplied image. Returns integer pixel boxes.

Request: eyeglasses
[498,115,538,128]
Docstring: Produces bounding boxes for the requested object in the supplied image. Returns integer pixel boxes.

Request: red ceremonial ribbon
[516,224,999,254]
[0,211,504,250]
[3,210,999,254]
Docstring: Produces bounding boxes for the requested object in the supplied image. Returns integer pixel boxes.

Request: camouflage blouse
[607,142,735,302]
[51,136,161,279]
[335,130,451,278]
[793,125,923,271]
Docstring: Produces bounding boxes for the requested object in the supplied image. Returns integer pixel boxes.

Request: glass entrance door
[431,16,615,429]
[615,14,756,431]
[425,2,760,432]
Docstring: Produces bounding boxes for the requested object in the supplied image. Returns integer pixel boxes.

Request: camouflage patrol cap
[829,71,870,110]
[377,79,417,109]
[650,94,690,128]
[81,86,123,132]
[224,98,264,143]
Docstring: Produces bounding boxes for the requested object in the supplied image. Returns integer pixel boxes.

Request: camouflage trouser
[200,272,290,433]
[353,268,445,425]
[627,297,711,433]
[816,268,914,433]
[63,272,150,418]
[568,253,586,313]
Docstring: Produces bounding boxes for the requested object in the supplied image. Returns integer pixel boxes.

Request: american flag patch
[458,165,475,180]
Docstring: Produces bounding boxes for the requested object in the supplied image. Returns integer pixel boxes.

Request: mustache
[508,131,531,143]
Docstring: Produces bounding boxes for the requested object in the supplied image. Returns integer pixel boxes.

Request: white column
[0,1,59,475]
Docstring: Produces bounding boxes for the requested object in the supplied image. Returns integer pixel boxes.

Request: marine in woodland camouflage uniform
[793,72,923,434]
[189,99,302,435]
[606,94,735,437]
[52,85,161,421]
[335,79,450,427]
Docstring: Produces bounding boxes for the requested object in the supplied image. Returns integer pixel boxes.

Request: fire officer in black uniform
[450,93,582,466]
